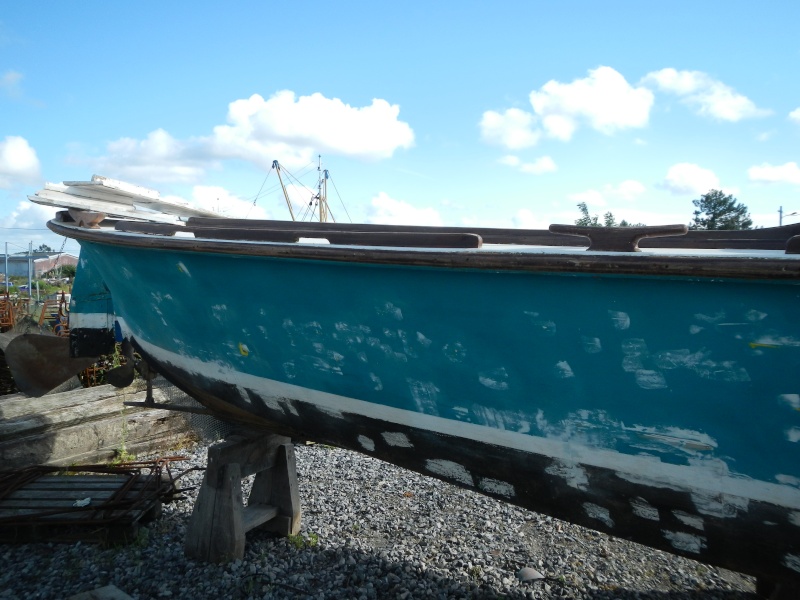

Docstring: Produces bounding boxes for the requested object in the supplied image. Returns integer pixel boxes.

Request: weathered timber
[184,434,301,563]
[185,217,800,249]
[548,223,689,252]
[114,221,483,248]
[49,219,800,280]
[0,384,193,469]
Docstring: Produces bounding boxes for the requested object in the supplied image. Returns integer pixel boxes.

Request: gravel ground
[0,441,758,600]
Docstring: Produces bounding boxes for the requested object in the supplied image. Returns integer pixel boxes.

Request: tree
[690,190,752,230]
[574,202,642,227]
[35,244,54,252]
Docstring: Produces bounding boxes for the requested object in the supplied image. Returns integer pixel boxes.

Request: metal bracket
[123,401,214,416]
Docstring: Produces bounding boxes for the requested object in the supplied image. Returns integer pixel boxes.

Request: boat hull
[68,237,800,583]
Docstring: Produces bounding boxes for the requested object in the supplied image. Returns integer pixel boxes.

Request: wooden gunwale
[48,219,800,281]
[187,217,800,248]
[113,221,484,249]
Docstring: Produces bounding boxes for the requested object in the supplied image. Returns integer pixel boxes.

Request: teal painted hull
[66,234,800,584]
[78,242,800,484]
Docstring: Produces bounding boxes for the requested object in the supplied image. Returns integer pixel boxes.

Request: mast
[272,160,296,221]
[317,155,329,223]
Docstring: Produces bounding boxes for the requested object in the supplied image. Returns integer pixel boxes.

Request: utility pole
[28,241,33,300]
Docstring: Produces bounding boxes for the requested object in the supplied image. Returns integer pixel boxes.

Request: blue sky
[2,1,799,256]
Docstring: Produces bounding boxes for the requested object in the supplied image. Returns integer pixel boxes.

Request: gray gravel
[0,441,758,599]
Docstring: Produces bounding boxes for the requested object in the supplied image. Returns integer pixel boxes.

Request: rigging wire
[327,175,352,223]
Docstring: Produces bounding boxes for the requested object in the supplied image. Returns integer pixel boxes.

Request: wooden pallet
[0,470,170,545]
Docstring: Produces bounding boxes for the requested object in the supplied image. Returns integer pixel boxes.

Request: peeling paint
[784,554,800,574]
[369,373,383,391]
[377,301,403,321]
[608,310,630,330]
[261,396,285,414]
[627,426,717,454]
[777,474,800,487]
[282,361,296,379]
[280,399,299,417]
[789,511,800,527]
[442,342,467,363]
[663,530,706,554]
[673,511,705,530]
[546,460,589,491]
[426,459,473,486]
[479,368,510,390]
[407,379,440,416]
[236,386,252,405]
[691,491,749,518]
[787,428,800,443]
[358,435,375,451]
[780,394,800,411]
[583,503,614,528]
[581,336,602,353]
[635,370,667,389]
[176,261,191,276]
[631,497,659,521]
[530,319,556,335]
[381,432,413,448]
[479,478,515,498]
[554,361,574,379]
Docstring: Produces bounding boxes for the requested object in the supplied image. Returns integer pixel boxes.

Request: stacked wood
[0,384,194,470]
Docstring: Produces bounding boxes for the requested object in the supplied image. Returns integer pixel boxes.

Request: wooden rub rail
[109,217,800,252]
[114,221,483,248]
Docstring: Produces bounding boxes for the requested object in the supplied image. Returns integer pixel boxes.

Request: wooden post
[184,433,302,563]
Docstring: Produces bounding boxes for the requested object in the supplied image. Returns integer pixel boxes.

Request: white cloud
[569,189,607,207]
[498,154,557,174]
[642,68,770,121]
[530,66,654,140]
[660,163,720,195]
[94,128,211,184]
[748,162,800,185]
[366,191,442,226]
[521,156,557,175]
[6,201,59,229]
[480,67,653,150]
[512,208,550,230]
[211,91,414,169]
[566,180,646,207]
[0,135,41,188]
[613,180,647,201]
[789,107,800,124]
[480,109,540,149]
[1,70,22,98]
[89,91,414,185]
[165,185,274,220]
[498,155,521,167]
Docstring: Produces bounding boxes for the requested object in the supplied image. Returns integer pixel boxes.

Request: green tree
[35,244,55,252]
[575,202,641,227]
[690,190,752,230]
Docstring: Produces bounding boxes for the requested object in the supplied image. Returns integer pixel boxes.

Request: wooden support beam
[183,434,301,563]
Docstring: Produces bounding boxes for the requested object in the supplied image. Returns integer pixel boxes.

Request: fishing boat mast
[271,160,296,221]
[271,156,334,223]
[314,155,330,223]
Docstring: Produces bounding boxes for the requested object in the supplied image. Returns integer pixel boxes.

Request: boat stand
[184,433,301,563]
